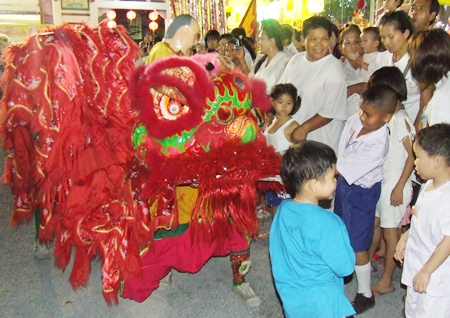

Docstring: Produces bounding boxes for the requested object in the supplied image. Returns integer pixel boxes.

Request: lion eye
[168,102,181,115]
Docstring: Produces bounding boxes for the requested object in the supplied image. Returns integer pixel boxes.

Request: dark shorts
[334,176,381,253]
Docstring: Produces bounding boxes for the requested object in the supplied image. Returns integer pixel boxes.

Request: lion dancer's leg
[228,223,261,307]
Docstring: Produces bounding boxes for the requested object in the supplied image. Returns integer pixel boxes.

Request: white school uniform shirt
[342,59,364,119]
[264,118,296,154]
[369,50,420,122]
[283,42,298,59]
[337,113,389,188]
[402,180,450,297]
[420,72,450,127]
[355,51,379,83]
[278,53,347,152]
[383,109,415,182]
[250,51,290,95]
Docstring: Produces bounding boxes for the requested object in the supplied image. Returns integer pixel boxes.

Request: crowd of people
[145,1,450,317]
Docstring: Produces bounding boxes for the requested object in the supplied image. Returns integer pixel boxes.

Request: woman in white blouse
[249,19,290,95]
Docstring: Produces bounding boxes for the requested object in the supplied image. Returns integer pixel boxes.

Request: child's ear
[383,113,393,123]
[309,179,318,193]
[433,155,443,169]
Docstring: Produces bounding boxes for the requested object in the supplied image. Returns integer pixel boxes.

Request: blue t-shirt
[269,200,356,318]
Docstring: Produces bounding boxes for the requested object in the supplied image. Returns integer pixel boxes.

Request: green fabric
[154,223,189,239]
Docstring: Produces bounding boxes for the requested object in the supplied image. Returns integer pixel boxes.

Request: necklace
[432,178,450,191]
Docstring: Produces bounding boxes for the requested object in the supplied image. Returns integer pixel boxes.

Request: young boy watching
[269,141,356,318]
[395,124,450,317]
[334,83,397,314]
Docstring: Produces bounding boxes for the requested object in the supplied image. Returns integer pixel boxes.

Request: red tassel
[69,247,91,290]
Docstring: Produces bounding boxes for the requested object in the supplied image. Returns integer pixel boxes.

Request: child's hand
[395,231,409,265]
[413,270,431,294]
[390,185,403,206]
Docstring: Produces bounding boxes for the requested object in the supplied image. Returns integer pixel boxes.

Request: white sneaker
[33,241,50,260]
[232,282,262,307]
[158,271,172,290]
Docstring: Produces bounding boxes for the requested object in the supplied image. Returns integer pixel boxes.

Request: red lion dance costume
[0,22,281,305]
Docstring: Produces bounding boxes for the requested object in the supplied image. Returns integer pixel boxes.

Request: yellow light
[107,20,117,28]
[126,10,137,21]
[149,11,159,21]
[149,21,159,31]
[106,10,116,20]
[307,0,324,14]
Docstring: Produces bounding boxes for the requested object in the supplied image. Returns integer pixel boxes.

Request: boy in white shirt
[395,124,450,318]
[334,83,397,314]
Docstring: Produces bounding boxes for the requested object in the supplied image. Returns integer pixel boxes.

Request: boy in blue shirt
[334,84,398,314]
[269,140,356,318]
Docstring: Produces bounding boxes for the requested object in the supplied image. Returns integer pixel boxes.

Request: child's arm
[413,236,450,294]
[395,228,409,264]
[390,125,415,206]
[291,115,332,142]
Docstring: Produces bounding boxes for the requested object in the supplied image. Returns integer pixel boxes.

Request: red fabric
[121,221,249,303]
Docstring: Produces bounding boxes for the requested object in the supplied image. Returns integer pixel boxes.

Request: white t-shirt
[264,118,296,154]
[402,180,450,297]
[250,51,290,95]
[356,51,379,83]
[278,53,347,152]
[337,113,389,188]
[420,73,450,128]
[283,42,298,59]
[370,50,421,122]
[384,109,415,181]
[342,58,364,119]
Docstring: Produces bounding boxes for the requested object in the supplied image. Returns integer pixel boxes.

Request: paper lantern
[107,20,117,28]
[357,0,366,10]
[149,11,159,21]
[106,10,116,20]
[126,10,136,21]
[149,21,159,31]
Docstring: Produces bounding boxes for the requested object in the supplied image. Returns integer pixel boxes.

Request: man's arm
[291,114,332,142]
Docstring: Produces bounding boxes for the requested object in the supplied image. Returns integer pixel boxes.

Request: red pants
[121,223,249,302]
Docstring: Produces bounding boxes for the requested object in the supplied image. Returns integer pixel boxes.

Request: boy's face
[409,0,436,32]
[359,102,391,132]
[413,142,434,180]
[361,31,379,54]
[304,27,330,62]
[315,165,338,200]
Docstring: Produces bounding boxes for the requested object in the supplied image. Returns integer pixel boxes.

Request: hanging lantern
[106,10,116,20]
[126,10,137,21]
[149,21,159,31]
[149,11,159,21]
[107,20,117,29]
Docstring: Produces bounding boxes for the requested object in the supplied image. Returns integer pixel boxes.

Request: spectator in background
[293,29,305,52]
[409,0,440,32]
[231,27,256,68]
[196,38,207,54]
[331,24,341,59]
[250,19,290,95]
[281,24,298,58]
[205,29,220,52]
[376,0,405,26]
[278,16,347,153]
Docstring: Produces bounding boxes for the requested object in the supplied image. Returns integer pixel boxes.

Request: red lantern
[357,0,366,10]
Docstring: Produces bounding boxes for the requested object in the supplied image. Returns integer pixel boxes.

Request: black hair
[416,123,450,166]
[205,29,220,50]
[380,10,415,38]
[429,0,440,24]
[409,29,450,87]
[281,141,337,197]
[231,27,246,40]
[281,24,294,44]
[219,33,234,43]
[331,23,341,59]
[368,66,407,102]
[362,26,383,51]
[254,19,284,74]
[302,16,333,39]
[361,83,397,114]
[294,29,301,42]
[270,83,301,116]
